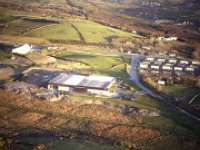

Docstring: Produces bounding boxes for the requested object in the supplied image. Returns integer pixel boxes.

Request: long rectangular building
[48,73,116,96]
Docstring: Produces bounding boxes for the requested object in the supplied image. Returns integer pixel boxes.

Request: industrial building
[48,73,117,97]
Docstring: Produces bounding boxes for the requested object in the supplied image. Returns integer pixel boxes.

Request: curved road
[129,55,200,121]
[130,55,163,99]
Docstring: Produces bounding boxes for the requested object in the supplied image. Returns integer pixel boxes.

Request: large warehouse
[48,73,116,96]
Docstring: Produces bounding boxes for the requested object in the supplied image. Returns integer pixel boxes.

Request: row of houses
[139,57,200,76]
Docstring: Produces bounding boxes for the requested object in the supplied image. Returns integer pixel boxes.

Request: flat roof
[49,74,115,89]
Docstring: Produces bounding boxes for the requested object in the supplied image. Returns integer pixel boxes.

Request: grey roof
[49,73,114,89]
[49,73,72,84]
[79,78,110,89]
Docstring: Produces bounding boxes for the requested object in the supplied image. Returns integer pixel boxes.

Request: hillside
[1,0,199,37]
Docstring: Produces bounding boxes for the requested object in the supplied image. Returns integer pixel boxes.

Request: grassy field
[69,19,138,43]
[25,18,139,43]
[161,85,200,102]
[57,51,128,77]
[0,16,140,44]
[0,16,19,24]
[0,52,11,61]
[26,23,80,41]
[0,19,50,36]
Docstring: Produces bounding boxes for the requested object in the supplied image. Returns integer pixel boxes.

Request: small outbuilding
[158,80,166,85]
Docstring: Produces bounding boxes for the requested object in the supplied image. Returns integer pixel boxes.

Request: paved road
[129,55,200,121]
[129,55,163,99]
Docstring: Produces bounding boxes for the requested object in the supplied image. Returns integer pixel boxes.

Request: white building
[185,67,195,72]
[150,65,160,70]
[158,80,166,85]
[191,61,200,65]
[12,44,33,55]
[158,37,178,41]
[169,59,177,64]
[174,67,183,71]
[169,53,176,57]
[139,62,149,69]
[162,65,172,70]
[180,60,189,65]
[12,43,45,55]
[146,57,155,61]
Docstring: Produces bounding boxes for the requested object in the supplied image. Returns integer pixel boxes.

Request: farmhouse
[48,73,116,97]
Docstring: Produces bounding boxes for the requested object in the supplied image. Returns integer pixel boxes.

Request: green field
[0,16,19,24]
[26,23,80,41]
[69,19,138,43]
[0,52,11,61]
[0,16,140,44]
[25,18,139,43]
[0,19,50,36]
[161,85,200,102]
[57,51,128,77]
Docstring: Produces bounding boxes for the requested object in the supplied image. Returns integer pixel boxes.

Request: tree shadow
[104,36,119,43]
